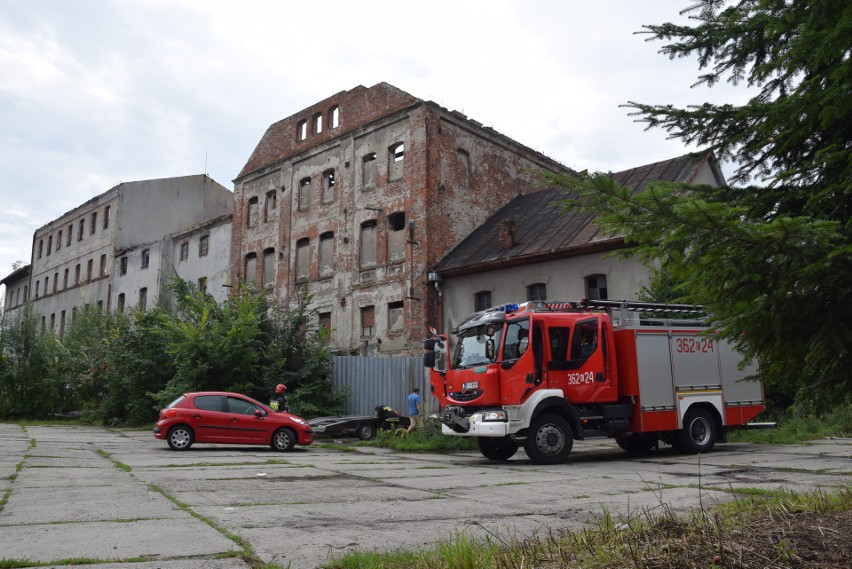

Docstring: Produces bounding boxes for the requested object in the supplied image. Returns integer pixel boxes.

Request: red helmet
[275,383,286,393]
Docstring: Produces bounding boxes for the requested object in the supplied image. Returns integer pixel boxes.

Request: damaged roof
[434,151,717,276]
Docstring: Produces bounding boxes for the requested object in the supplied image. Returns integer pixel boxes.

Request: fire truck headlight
[481,410,508,422]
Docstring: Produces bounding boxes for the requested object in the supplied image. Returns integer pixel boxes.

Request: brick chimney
[498,219,516,249]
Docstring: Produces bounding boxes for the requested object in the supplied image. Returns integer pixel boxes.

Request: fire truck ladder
[581,299,708,328]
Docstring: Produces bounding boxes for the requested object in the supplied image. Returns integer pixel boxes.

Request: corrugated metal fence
[332,356,431,416]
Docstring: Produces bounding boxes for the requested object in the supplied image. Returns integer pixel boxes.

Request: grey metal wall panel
[635,333,675,408]
[332,356,428,416]
[670,334,722,389]
[719,342,764,404]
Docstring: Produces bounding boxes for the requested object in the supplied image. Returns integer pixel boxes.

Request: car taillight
[163,409,178,419]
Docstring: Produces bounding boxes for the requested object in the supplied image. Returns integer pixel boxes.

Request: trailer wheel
[476,437,518,461]
[356,423,376,441]
[524,413,573,464]
[675,408,717,454]
[615,432,658,454]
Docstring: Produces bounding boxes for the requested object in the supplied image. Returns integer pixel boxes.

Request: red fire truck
[423,300,764,464]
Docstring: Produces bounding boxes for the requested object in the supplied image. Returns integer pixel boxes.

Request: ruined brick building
[232,82,576,355]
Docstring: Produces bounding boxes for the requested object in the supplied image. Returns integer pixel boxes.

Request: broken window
[119,257,127,276]
[63,269,69,289]
[57,230,62,250]
[90,212,97,234]
[313,113,322,134]
[319,232,334,277]
[387,212,406,262]
[100,254,107,276]
[139,287,147,310]
[329,106,339,129]
[67,225,72,246]
[244,253,257,286]
[297,120,307,141]
[37,240,43,259]
[262,248,275,288]
[198,277,208,293]
[265,190,277,222]
[117,293,125,312]
[457,149,470,187]
[295,238,310,281]
[141,249,149,269]
[47,236,52,256]
[585,274,608,300]
[75,264,81,284]
[389,142,404,181]
[199,235,209,257]
[362,153,377,189]
[180,242,189,261]
[299,177,311,211]
[387,301,404,331]
[78,219,84,241]
[360,220,377,268]
[86,259,93,281]
[247,197,259,228]
[53,273,58,293]
[360,305,375,337]
[103,205,110,229]
[322,169,335,203]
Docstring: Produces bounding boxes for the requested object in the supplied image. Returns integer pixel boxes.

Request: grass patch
[730,402,851,444]
[325,486,852,569]
[96,448,132,472]
[365,421,477,453]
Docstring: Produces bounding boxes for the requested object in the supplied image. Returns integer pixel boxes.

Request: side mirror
[424,339,436,350]
[485,338,495,361]
[255,409,263,418]
[423,352,435,368]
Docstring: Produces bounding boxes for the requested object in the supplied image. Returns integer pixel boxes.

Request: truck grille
[450,390,482,402]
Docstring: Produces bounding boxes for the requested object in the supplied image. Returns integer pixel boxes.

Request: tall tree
[541,0,851,401]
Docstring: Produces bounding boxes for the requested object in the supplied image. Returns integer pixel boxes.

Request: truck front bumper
[440,406,510,437]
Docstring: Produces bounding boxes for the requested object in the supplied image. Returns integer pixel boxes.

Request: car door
[225,396,271,444]
[188,394,231,443]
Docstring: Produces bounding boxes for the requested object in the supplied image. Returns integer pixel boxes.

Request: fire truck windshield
[452,324,503,369]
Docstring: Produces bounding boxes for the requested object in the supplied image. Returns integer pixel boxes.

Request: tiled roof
[434,152,714,275]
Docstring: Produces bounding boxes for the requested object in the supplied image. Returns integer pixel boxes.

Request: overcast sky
[1,1,752,298]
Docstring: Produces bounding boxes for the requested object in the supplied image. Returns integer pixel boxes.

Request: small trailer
[308,406,410,440]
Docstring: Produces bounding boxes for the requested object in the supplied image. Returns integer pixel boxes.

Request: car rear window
[166,395,186,409]
[193,395,224,412]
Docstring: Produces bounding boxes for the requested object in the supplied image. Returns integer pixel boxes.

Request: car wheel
[476,437,518,461]
[675,408,718,454]
[615,432,658,454]
[523,413,573,465]
[271,428,296,451]
[356,423,376,441]
[167,425,194,451]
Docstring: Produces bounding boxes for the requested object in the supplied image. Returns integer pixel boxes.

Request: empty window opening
[318,312,332,342]
[67,225,73,246]
[244,253,257,286]
[75,264,81,284]
[585,274,608,300]
[60,311,66,336]
[297,120,307,141]
[313,113,322,134]
[103,205,110,229]
[119,257,127,276]
[475,290,492,311]
[247,196,259,228]
[329,106,339,129]
[198,277,208,293]
[138,287,148,310]
[180,242,189,261]
[199,235,209,257]
[387,212,406,262]
[389,142,404,181]
[322,169,335,203]
[47,236,52,256]
[262,248,275,288]
[57,230,62,250]
[362,153,377,189]
[53,272,58,293]
[63,269,69,289]
[360,305,375,337]
[90,212,97,234]
[265,190,277,222]
[527,283,547,302]
[86,259,93,281]
[78,219,84,241]
[299,178,311,211]
[295,238,310,281]
[117,293,125,312]
[100,254,107,276]
[387,301,404,331]
[319,232,334,277]
[37,240,43,259]
[141,248,150,269]
[360,220,377,268]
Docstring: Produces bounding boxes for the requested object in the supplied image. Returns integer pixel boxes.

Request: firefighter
[270,383,289,412]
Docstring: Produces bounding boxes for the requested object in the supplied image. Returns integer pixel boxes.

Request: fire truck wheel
[675,408,718,454]
[615,432,658,454]
[524,413,573,464]
[476,437,518,461]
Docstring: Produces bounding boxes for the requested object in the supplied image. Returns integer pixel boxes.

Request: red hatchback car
[154,391,313,451]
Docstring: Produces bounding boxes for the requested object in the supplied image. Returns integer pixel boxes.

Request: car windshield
[452,324,502,369]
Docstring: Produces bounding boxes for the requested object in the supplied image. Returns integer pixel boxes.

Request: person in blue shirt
[406,387,422,433]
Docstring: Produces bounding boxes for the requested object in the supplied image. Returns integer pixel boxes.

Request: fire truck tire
[675,408,718,454]
[476,437,518,461]
[524,413,573,464]
[615,432,658,454]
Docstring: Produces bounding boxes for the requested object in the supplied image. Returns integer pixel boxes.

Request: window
[360,305,375,337]
[318,311,331,331]
[37,240,43,259]
[119,256,127,275]
[265,190,277,222]
[86,259,93,281]
[527,283,547,302]
[475,291,492,311]
[193,395,224,412]
[297,120,307,141]
[247,197,259,228]
[50,313,55,330]
[117,293,125,312]
[387,212,406,262]
[141,249,149,269]
[244,253,257,285]
[47,236,52,255]
[295,238,310,281]
[90,212,97,234]
[503,318,531,361]
[180,242,189,261]
[103,205,110,229]
[571,318,599,361]
[262,248,275,287]
[322,169,335,203]
[329,106,339,129]
[388,301,404,331]
[198,277,208,293]
[362,153,377,188]
[549,327,571,363]
[199,235,209,257]
[360,220,377,268]
[60,311,66,336]
[227,396,262,416]
[23,285,27,301]
[75,264,81,284]
[35,280,40,299]
[57,230,62,250]
[585,274,608,300]
[63,269,69,289]
[67,225,72,246]
[319,232,334,277]
[457,149,471,187]
[100,254,107,276]
[53,272,58,293]
[389,142,404,180]
[44,276,49,295]
[138,287,148,310]
[312,113,322,134]
[298,178,311,211]
[78,219,84,241]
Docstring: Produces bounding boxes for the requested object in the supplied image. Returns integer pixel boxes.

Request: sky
[0,0,753,300]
